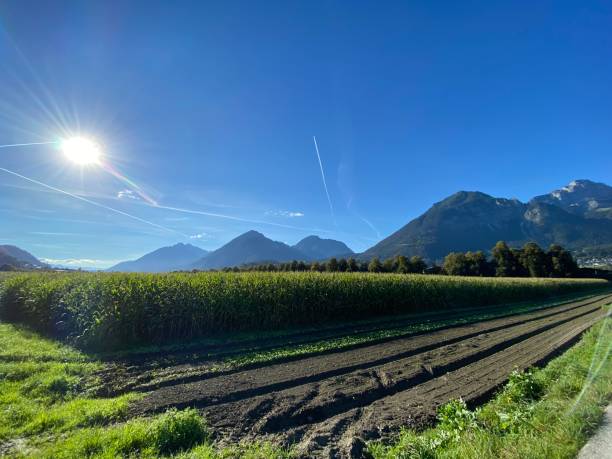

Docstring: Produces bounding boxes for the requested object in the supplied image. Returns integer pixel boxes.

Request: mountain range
[363,179,612,262]
[7,179,612,271]
[531,180,612,220]
[107,233,354,272]
[0,245,43,269]
[108,243,210,272]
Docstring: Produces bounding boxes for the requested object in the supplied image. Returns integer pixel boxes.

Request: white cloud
[29,231,83,237]
[265,210,305,218]
[41,258,120,269]
[117,189,140,200]
[190,232,208,240]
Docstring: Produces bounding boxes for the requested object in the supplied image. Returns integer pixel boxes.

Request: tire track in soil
[253,305,604,435]
[101,292,601,365]
[312,309,608,458]
[104,293,608,394]
[200,302,606,454]
[131,294,611,412]
[127,294,611,458]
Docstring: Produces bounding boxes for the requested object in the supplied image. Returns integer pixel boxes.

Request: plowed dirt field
[125,293,612,458]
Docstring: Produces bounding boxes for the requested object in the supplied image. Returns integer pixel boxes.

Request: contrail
[156,203,333,233]
[0,138,158,206]
[346,196,380,239]
[313,136,335,224]
[155,203,378,242]
[357,214,381,239]
[0,141,57,149]
[0,166,361,239]
[0,167,189,238]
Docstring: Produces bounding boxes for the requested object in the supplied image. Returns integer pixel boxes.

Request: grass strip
[0,322,292,458]
[0,323,138,446]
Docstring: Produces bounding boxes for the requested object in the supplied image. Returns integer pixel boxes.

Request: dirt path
[129,293,612,458]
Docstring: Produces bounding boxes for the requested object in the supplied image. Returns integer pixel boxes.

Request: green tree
[368,257,382,273]
[338,258,349,272]
[396,255,409,274]
[383,258,396,273]
[443,252,470,276]
[520,242,549,277]
[548,244,578,277]
[347,258,358,272]
[310,261,322,272]
[409,256,427,273]
[326,257,339,272]
[511,248,528,277]
[492,241,514,277]
[465,251,492,276]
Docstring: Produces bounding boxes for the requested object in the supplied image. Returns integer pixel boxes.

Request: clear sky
[1,1,611,268]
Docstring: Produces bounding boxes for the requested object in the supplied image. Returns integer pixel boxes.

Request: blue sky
[0,1,611,268]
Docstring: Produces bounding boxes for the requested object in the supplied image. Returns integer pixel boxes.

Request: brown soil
[128,293,612,458]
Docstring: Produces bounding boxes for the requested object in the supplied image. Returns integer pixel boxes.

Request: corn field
[0,272,608,350]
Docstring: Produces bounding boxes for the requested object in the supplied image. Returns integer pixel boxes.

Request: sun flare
[61,137,102,165]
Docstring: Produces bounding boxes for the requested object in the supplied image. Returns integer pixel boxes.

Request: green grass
[0,322,291,458]
[37,409,209,458]
[369,314,612,459]
[34,407,293,458]
[1,271,607,351]
[0,323,138,445]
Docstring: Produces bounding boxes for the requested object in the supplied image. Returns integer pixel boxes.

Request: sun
[61,137,102,165]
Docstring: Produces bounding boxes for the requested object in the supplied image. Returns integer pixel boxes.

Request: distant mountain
[0,252,20,268]
[108,243,209,272]
[522,201,612,248]
[192,230,307,269]
[531,179,612,219]
[293,236,353,260]
[362,191,527,261]
[0,245,43,267]
[106,232,355,272]
[362,180,612,262]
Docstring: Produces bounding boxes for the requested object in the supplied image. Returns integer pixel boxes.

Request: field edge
[368,312,612,459]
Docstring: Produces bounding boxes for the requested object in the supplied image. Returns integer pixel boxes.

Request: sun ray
[99,160,159,206]
[0,141,57,149]
[0,166,188,238]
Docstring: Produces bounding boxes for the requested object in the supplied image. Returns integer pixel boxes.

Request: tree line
[442,242,578,278]
[226,255,428,274]
[221,241,581,278]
